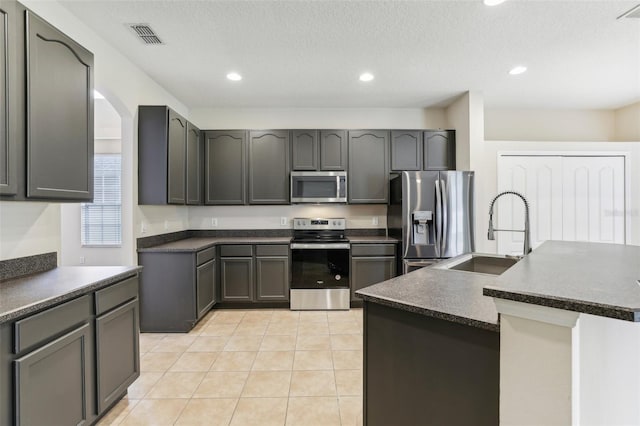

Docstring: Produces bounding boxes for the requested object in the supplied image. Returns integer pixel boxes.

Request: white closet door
[562,156,625,244]
[497,156,563,255]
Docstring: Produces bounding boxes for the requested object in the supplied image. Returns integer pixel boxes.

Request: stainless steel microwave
[290,171,347,203]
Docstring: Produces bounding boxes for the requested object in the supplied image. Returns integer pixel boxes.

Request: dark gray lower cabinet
[221,257,254,301]
[0,274,140,426]
[95,298,140,413]
[350,244,396,302]
[220,244,290,303]
[138,247,216,332]
[15,323,92,426]
[364,302,499,426]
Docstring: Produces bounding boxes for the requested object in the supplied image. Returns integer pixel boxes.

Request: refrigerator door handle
[435,179,442,257]
[440,178,448,254]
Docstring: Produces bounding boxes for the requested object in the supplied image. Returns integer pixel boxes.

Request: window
[81,154,122,246]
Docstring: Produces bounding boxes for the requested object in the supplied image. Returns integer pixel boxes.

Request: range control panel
[293,218,346,230]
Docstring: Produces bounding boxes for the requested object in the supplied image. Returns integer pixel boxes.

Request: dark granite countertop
[138,235,398,252]
[137,237,293,253]
[348,236,399,244]
[356,267,500,332]
[484,241,640,322]
[0,266,141,324]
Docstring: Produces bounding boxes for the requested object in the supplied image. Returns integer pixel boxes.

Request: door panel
[256,257,289,301]
[439,171,475,258]
[196,259,215,317]
[391,131,421,171]
[401,171,439,260]
[167,110,186,204]
[320,130,347,171]
[186,122,201,205]
[292,130,318,170]
[248,130,290,204]
[26,12,93,200]
[0,7,15,195]
[348,130,389,204]
[204,130,246,205]
[562,156,625,244]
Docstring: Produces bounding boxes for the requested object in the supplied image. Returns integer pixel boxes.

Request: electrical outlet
[164,220,169,230]
[280,217,288,226]
[140,222,146,234]
[79,256,85,265]
[372,217,379,226]
[211,218,218,227]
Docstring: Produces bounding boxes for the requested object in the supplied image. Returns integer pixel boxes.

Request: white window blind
[81,154,122,246]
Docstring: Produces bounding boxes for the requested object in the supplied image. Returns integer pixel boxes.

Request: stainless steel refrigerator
[388,171,475,274]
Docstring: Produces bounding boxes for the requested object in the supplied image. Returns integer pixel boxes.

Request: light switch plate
[211,218,218,227]
[280,217,288,226]
[372,217,379,226]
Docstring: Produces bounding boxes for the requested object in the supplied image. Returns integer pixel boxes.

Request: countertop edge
[482,287,639,322]
[0,267,142,324]
[357,293,499,333]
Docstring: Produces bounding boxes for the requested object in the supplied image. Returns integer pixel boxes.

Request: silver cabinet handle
[290,243,350,250]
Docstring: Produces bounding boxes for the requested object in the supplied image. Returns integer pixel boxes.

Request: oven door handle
[290,243,351,250]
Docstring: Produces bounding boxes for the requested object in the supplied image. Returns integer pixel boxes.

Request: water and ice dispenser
[412,210,433,246]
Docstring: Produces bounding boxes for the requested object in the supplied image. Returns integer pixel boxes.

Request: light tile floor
[98,309,364,426]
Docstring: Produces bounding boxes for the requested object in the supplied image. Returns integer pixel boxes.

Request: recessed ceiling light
[94,90,105,99]
[509,66,527,75]
[359,72,374,82]
[484,0,507,5]
[226,72,242,81]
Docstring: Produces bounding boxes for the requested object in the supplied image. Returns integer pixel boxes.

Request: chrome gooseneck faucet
[487,191,532,256]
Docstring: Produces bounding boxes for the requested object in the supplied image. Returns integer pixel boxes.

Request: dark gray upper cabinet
[167,110,187,204]
[291,130,318,171]
[0,5,16,196]
[348,130,389,204]
[186,122,202,205]
[26,11,93,201]
[138,106,193,205]
[204,130,247,205]
[248,130,290,204]
[424,130,456,171]
[391,131,422,171]
[291,129,346,172]
[320,130,347,171]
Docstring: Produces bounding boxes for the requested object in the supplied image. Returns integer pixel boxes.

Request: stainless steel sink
[432,253,521,275]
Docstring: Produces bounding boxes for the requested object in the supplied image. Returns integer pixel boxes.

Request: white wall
[477,141,640,252]
[0,0,189,263]
[615,101,640,141]
[189,107,446,130]
[485,108,616,142]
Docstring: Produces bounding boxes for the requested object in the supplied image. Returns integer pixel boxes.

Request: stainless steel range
[290,218,350,310]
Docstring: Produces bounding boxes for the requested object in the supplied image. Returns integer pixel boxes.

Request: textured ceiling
[60,0,640,110]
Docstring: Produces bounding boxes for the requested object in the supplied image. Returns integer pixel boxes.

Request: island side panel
[363,301,499,426]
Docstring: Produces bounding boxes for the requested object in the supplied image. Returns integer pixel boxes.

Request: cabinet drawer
[14,295,91,354]
[351,244,396,257]
[196,247,216,265]
[255,245,289,257]
[95,276,139,316]
[220,245,253,257]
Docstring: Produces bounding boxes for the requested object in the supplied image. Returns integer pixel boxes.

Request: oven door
[290,243,350,289]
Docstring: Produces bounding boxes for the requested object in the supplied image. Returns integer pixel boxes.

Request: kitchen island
[357,241,640,426]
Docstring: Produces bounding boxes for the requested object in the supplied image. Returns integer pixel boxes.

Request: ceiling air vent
[618,4,640,19]
[127,23,164,45]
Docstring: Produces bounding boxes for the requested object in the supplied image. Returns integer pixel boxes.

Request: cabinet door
[221,257,254,302]
[204,130,247,205]
[167,109,186,204]
[15,323,92,426]
[0,6,16,195]
[320,130,347,171]
[248,130,290,204]
[26,12,93,200]
[196,259,215,318]
[423,130,455,171]
[351,256,396,301]
[391,131,422,171]
[348,130,389,204]
[186,122,202,205]
[256,256,290,301]
[291,130,318,170]
[96,299,139,414]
